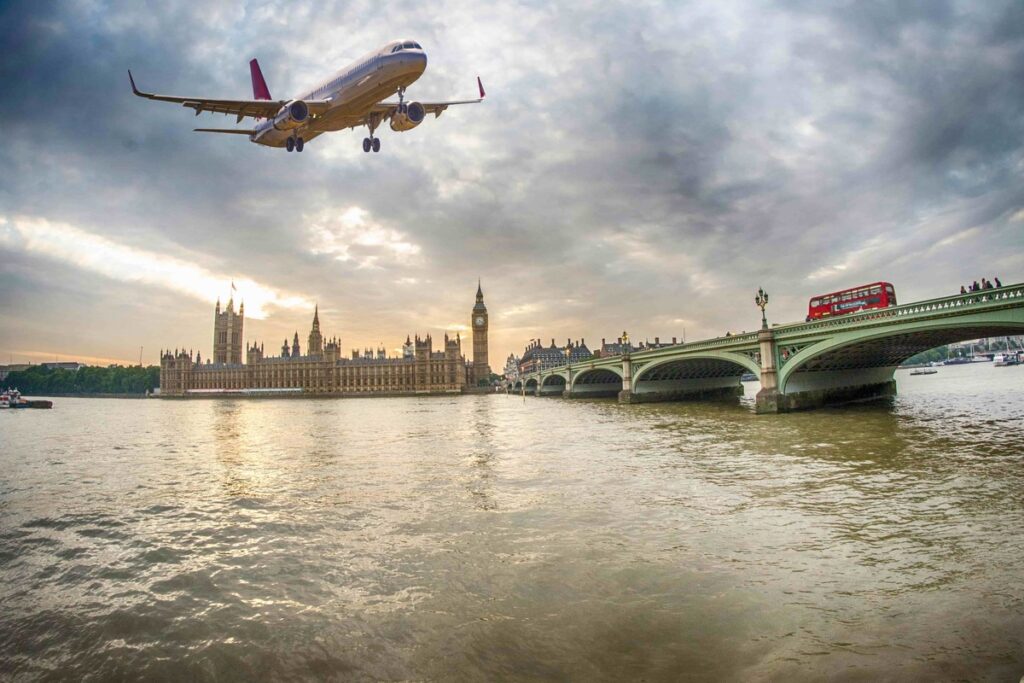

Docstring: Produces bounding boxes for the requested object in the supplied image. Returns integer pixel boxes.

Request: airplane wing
[371,77,486,119]
[129,71,331,123]
[193,128,255,135]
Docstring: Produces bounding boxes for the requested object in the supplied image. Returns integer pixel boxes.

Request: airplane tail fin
[249,58,272,100]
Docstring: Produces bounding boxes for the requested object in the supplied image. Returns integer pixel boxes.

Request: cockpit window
[391,46,401,53]
[413,42,422,49]
[402,41,416,49]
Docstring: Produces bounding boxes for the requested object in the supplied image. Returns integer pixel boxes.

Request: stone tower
[308,305,324,357]
[213,297,244,365]
[471,280,490,383]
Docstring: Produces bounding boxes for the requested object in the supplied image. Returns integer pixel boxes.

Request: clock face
[475,316,484,326]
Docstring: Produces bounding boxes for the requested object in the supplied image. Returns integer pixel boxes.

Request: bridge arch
[568,366,623,397]
[524,377,539,391]
[778,311,1024,394]
[539,373,567,395]
[629,351,759,402]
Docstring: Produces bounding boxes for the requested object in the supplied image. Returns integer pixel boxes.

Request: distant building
[0,364,32,382]
[519,338,591,374]
[502,354,520,383]
[593,336,679,357]
[159,284,490,397]
[40,362,87,371]
[0,362,85,382]
[594,336,637,357]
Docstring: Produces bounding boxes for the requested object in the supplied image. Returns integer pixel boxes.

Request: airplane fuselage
[252,42,427,148]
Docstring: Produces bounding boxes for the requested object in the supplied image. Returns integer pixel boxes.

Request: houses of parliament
[159,283,491,397]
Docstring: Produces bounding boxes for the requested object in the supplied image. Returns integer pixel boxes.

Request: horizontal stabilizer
[193,128,254,135]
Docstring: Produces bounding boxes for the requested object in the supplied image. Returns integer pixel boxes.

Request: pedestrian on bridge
[994,277,1002,287]
[960,285,968,295]
[983,278,994,290]
[972,280,980,291]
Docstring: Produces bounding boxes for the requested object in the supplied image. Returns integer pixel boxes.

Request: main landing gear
[362,112,382,153]
[286,136,304,153]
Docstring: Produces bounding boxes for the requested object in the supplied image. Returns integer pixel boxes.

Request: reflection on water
[1,364,1023,680]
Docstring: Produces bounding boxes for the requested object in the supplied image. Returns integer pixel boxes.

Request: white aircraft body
[129,40,484,153]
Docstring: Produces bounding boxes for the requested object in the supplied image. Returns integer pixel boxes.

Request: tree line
[2,365,160,395]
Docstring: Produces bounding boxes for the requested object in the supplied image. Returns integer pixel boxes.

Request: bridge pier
[755,327,782,414]
[617,353,633,403]
[767,379,897,412]
[621,384,743,404]
[758,364,899,413]
[564,387,619,399]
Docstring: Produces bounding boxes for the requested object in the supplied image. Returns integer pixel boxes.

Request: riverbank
[158,388,498,400]
[32,392,150,399]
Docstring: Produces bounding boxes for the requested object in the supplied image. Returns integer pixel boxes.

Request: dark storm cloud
[1,0,1022,365]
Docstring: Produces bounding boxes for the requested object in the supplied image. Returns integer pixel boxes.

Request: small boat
[993,353,1021,367]
[0,388,53,409]
[909,368,938,376]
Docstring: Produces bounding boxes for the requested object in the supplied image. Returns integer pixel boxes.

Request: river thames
[1,363,1022,680]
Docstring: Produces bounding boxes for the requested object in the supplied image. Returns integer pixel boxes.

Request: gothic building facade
[213,297,243,364]
[160,285,491,397]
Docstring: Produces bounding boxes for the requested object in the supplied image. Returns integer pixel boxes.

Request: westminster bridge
[514,283,1024,413]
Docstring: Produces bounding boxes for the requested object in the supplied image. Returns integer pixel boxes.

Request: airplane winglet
[477,76,486,99]
[128,69,141,96]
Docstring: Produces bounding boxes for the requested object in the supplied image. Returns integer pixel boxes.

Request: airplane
[128,39,485,153]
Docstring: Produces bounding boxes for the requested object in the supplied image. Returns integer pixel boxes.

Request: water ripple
[1,367,1023,680]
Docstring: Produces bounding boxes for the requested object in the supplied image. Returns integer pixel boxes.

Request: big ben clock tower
[472,280,490,384]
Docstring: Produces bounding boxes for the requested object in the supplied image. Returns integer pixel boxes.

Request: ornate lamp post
[619,330,633,403]
[755,288,769,330]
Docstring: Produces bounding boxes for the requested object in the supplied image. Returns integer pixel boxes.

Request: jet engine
[272,100,309,131]
[389,102,426,132]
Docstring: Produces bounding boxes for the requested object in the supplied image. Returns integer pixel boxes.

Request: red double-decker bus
[807,282,896,320]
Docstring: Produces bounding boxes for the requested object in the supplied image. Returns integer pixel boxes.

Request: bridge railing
[775,281,1024,336]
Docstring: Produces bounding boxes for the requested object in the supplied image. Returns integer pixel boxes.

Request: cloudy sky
[1,0,1022,367]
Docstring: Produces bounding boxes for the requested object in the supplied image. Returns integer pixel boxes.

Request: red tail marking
[477,76,486,99]
[249,58,272,100]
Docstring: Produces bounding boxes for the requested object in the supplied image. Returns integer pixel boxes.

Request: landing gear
[363,114,382,153]
[286,137,295,153]
[286,136,304,153]
[295,137,304,152]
